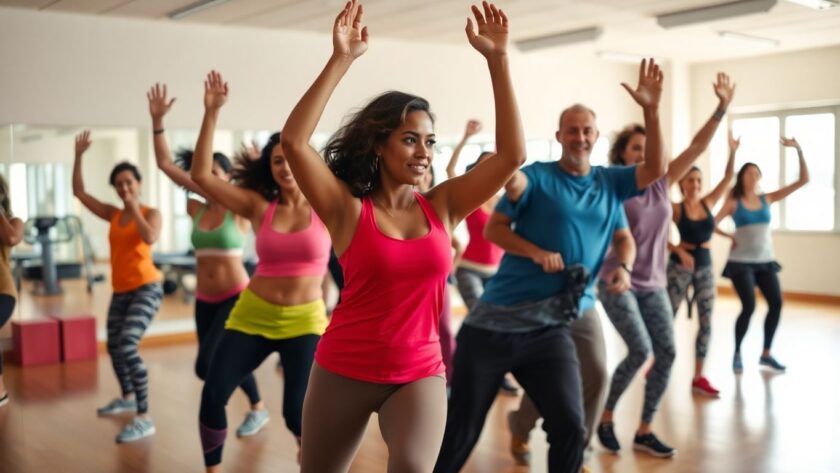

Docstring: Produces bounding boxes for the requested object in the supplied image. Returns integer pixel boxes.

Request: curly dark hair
[324,91,434,197]
[174,149,232,174]
[609,124,646,166]
[0,174,11,217]
[732,162,761,199]
[109,162,142,186]
[231,132,282,202]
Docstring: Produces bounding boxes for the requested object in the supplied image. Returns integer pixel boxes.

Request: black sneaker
[633,432,675,458]
[499,377,520,396]
[597,422,620,453]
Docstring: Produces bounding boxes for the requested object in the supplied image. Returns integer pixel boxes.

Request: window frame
[727,104,840,234]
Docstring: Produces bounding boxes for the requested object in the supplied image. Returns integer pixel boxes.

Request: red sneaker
[691,376,720,397]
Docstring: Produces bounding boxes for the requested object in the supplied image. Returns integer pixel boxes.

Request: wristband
[620,263,633,275]
[712,107,726,121]
[153,128,165,135]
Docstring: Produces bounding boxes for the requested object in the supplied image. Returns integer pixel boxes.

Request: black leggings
[0,294,16,375]
[199,329,319,466]
[731,267,783,352]
[195,295,260,405]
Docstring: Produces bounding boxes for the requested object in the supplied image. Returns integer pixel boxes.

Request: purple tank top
[600,176,671,292]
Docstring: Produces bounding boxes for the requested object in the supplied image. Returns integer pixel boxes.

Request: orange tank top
[109,208,162,293]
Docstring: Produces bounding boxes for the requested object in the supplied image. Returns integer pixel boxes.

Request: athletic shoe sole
[759,363,786,373]
[692,387,720,398]
[633,443,675,458]
[97,406,137,417]
[237,415,270,438]
[116,426,156,444]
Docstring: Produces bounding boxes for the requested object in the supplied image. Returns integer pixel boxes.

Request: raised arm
[280,1,367,230]
[147,83,207,198]
[714,197,737,226]
[623,59,666,189]
[72,131,118,222]
[190,71,265,221]
[704,129,738,208]
[484,211,564,272]
[445,120,482,179]
[0,212,24,247]
[433,3,525,225]
[766,137,810,204]
[667,73,735,184]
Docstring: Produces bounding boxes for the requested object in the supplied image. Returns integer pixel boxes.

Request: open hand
[713,72,735,109]
[621,58,663,111]
[204,71,228,111]
[75,130,92,157]
[728,129,741,153]
[780,137,800,149]
[333,0,368,59]
[147,83,176,120]
[466,2,509,59]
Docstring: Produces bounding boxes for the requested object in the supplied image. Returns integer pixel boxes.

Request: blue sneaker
[236,409,270,437]
[97,398,137,416]
[597,422,621,453]
[759,355,786,372]
[116,417,155,443]
[733,353,743,374]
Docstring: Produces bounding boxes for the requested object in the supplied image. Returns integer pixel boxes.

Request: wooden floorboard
[1,295,839,472]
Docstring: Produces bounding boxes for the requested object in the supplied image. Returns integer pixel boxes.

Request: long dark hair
[731,162,761,199]
[609,124,645,166]
[466,151,494,172]
[0,174,11,217]
[324,91,434,197]
[231,132,281,202]
[174,149,232,174]
[109,162,142,186]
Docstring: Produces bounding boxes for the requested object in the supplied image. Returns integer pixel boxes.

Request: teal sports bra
[191,208,245,256]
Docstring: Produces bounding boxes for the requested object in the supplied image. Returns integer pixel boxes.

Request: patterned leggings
[597,283,674,424]
[666,261,715,359]
[106,282,163,414]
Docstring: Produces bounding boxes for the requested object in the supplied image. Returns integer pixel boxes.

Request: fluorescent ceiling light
[597,51,646,64]
[656,0,778,28]
[168,0,230,20]
[785,0,838,9]
[515,26,603,52]
[719,30,780,46]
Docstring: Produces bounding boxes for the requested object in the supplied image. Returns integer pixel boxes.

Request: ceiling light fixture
[785,0,838,9]
[168,0,230,20]
[515,26,603,52]
[718,30,780,46]
[656,0,778,28]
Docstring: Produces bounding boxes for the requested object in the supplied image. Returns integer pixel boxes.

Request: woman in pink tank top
[281,2,525,471]
[191,72,331,471]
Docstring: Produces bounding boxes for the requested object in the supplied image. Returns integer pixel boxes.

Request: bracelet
[711,107,726,121]
[153,128,165,135]
[620,263,633,275]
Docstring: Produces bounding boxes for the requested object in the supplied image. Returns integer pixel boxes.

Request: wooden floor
[1,294,839,473]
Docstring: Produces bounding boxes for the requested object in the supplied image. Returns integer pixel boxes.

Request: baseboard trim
[716,286,840,305]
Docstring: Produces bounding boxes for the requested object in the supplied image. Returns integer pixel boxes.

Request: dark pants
[194,294,260,405]
[199,330,319,466]
[0,294,15,375]
[731,267,783,352]
[434,324,585,473]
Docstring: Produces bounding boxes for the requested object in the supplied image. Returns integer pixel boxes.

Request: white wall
[689,45,840,296]
[0,7,641,139]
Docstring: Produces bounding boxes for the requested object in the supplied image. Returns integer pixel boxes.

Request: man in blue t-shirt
[435,60,667,473]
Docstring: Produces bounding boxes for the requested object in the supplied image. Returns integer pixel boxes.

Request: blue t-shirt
[480,161,640,311]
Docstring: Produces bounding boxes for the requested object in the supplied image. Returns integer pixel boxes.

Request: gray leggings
[667,260,715,359]
[597,283,674,424]
[301,363,447,473]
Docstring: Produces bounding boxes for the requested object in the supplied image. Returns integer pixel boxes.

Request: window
[711,106,839,232]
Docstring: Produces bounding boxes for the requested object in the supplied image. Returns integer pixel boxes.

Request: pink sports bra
[254,200,331,278]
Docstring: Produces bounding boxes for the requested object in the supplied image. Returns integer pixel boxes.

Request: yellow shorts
[225,289,328,340]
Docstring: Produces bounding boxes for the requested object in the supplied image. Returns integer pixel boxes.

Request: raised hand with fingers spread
[333,0,369,60]
[622,58,663,111]
[204,71,228,111]
[465,1,509,59]
[147,83,176,122]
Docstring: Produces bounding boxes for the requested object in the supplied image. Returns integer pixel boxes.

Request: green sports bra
[190,208,245,255]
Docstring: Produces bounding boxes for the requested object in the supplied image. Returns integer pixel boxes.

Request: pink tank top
[462,207,504,267]
[315,192,452,383]
[254,200,331,278]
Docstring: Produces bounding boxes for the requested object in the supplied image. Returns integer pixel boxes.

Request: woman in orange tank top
[72,131,163,444]
[0,173,24,408]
